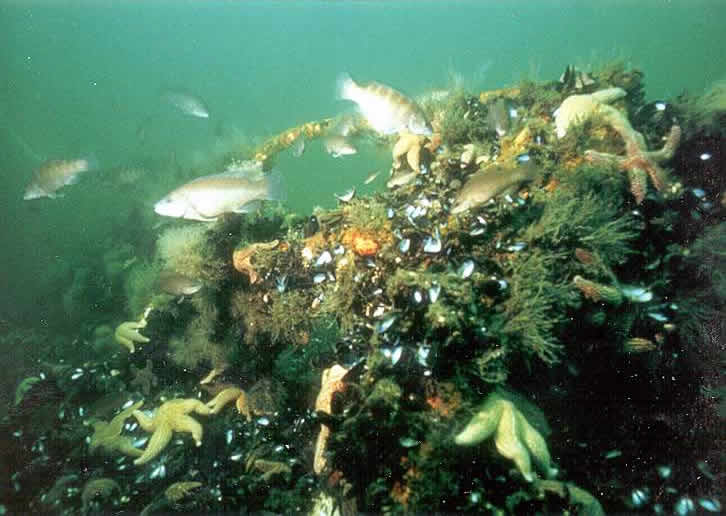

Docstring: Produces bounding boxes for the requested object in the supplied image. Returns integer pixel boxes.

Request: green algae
[440,91,490,146]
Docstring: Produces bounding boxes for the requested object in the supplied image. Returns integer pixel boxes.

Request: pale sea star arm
[455,392,557,482]
[517,410,557,478]
[454,397,503,445]
[590,87,626,104]
[185,398,213,416]
[495,402,535,482]
[172,415,204,446]
[554,87,626,138]
[134,421,172,465]
[115,320,150,353]
[206,387,244,414]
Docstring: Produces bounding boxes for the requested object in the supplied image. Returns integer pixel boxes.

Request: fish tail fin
[81,153,100,172]
[264,170,286,203]
[336,72,356,101]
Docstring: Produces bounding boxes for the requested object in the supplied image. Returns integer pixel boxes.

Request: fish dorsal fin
[218,160,265,181]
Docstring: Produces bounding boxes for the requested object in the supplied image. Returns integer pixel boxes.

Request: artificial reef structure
[3,63,724,515]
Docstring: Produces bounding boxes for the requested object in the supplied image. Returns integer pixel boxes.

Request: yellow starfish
[115,315,150,353]
[392,131,426,173]
[88,400,144,458]
[455,391,557,482]
[132,398,211,465]
[206,386,245,414]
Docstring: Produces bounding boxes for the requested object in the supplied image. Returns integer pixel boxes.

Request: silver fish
[337,73,432,136]
[23,157,97,200]
[364,171,380,185]
[324,135,357,158]
[486,98,511,137]
[158,271,202,296]
[162,90,210,118]
[335,188,355,203]
[154,161,284,221]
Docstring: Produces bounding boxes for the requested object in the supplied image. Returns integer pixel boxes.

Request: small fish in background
[23,157,98,200]
[323,135,357,158]
[154,160,285,222]
[135,115,154,144]
[363,171,380,184]
[158,271,203,297]
[291,132,305,157]
[335,188,355,203]
[486,98,511,137]
[162,90,210,119]
[337,73,432,136]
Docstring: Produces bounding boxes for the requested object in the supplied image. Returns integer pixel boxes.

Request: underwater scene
[1,0,725,514]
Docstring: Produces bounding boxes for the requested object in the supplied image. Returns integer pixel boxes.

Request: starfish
[585,124,681,204]
[455,390,557,482]
[392,130,426,173]
[206,386,245,414]
[313,364,349,474]
[554,87,626,138]
[232,240,279,285]
[115,310,151,353]
[88,400,144,458]
[132,398,212,465]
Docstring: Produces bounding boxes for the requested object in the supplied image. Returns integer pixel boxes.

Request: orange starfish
[585,125,681,204]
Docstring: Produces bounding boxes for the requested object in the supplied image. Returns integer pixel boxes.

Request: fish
[158,271,202,296]
[337,73,432,136]
[363,171,380,184]
[154,161,285,221]
[451,160,540,214]
[386,169,418,189]
[335,188,355,203]
[323,135,357,158]
[162,90,210,119]
[291,132,305,157]
[23,157,97,200]
[486,98,511,137]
